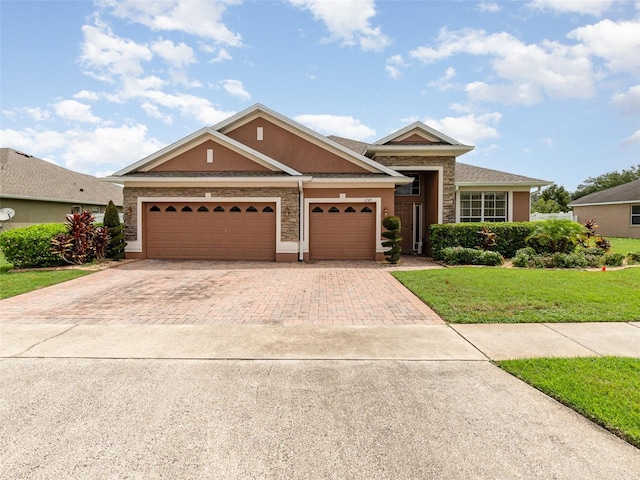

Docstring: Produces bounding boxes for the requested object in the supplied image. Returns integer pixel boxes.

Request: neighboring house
[0,148,123,230]
[568,179,640,238]
[105,104,549,261]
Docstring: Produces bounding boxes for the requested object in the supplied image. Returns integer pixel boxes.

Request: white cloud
[539,137,554,147]
[622,129,640,146]
[410,28,594,104]
[141,103,174,124]
[427,67,456,90]
[207,47,232,63]
[74,90,100,101]
[423,112,502,145]
[0,124,164,175]
[98,0,243,47]
[80,20,153,81]
[54,100,101,123]
[477,2,501,12]
[527,0,618,16]
[568,19,640,73]
[612,84,640,115]
[138,90,234,124]
[23,107,52,122]
[289,0,390,51]
[220,79,251,100]
[151,39,196,68]
[385,55,407,79]
[294,114,376,140]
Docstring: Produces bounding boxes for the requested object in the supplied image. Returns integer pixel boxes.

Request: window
[213,206,225,212]
[262,206,274,213]
[246,206,257,212]
[230,206,241,212]
[632,205,640,225]
[312,206,323,213]
[197,206,208,212]
[460,192,507,222]
[395,173,420,196]
[71,205,81,214]
[344,206,356,213]
[165,206,177,212]
[181,206,193,212]
[328,206,340,213]
[149,206,161,212]
[361,206,373,213]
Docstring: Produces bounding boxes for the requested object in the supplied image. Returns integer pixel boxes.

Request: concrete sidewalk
[1,322,638,360]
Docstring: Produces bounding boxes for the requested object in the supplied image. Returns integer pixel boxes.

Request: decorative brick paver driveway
[0,259,443,326]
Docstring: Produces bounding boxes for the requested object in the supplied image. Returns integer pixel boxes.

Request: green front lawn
[610,237,640,255]
[0,249,90,299]
[498,357,640,448]
[393,268,640,323]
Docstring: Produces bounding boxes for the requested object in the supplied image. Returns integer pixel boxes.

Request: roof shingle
[0,148,123,206]
[569,179,640,205]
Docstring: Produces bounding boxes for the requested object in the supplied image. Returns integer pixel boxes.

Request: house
[0,148,123,230]
[105,104,549,261]
[568,179,640,238]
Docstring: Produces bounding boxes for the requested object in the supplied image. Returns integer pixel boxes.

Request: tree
[103,200,126,260]
[531,183,571,213]
[572,164,640,200]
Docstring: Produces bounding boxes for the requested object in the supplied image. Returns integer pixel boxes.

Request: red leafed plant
[51,211,110,265]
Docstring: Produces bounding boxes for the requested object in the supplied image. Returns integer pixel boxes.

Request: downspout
[298,180,304,261]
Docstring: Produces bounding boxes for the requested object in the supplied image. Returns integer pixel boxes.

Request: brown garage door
[144,202,276,260]
[309,203,376,260]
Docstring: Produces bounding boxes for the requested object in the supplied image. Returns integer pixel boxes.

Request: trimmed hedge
[431,222,538,259]
[627,252,640,265]
[440,247,504,266]
[512,247,626,269]
[0,223,67,268]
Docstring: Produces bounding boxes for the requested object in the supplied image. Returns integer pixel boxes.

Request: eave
[568,200,640,207]
[367,145,475,157]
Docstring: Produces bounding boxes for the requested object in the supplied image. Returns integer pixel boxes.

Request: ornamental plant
[525,219,586,254]
[381,215,402,264]
[51,211,109,265]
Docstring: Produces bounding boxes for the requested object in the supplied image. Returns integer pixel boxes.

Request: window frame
[631,205,640,226]
[459,191,508,222]
[395,173,421,196]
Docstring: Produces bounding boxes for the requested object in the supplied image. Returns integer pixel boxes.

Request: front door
[396,202,422,253]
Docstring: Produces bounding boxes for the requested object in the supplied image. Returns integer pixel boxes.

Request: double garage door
[143,201,376,261]
[144,202,276,260]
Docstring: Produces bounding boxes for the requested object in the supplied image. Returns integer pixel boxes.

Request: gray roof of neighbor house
[0,148,123,206]
[329,135,550,187]
[568,179,640,206]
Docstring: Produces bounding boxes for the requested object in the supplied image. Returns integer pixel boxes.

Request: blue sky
[1,0,639,190]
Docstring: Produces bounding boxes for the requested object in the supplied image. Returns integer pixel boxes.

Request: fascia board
[308,176,413,185]
[214,104,405,177]
[0,192,123,206]
[568,200,640,207]
[456,181,551,188]
[368,145,475,157]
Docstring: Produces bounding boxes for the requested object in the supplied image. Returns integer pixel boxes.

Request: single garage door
[309,203,376,260]
[144,202,276,260]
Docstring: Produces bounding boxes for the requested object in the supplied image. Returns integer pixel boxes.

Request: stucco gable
[113,128,301,177]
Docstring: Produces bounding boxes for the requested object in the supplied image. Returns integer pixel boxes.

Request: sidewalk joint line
[541,323,602,357]
[12,324,79,358]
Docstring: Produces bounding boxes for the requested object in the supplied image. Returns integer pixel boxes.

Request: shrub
[0,223,67,268]
[51,211,109,265]
[382,216,402,264]
[103,200,126,260]
[512,247,545,268]
[627,252,640,265]
[430,222,538,259]
[526,219,587,254]
[604,253,625,267]
[440,247,504,266]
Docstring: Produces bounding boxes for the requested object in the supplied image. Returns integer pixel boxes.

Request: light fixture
[384,207,389,216]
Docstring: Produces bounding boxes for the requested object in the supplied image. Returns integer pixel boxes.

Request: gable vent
[207,148,214,164]
[257,126,264,141]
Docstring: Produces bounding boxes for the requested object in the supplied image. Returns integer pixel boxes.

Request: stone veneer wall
[373,156,456,223]
[123,186,299,242]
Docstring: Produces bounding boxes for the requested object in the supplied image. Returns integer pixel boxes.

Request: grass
[0,249,91,299]
[498,357,640,448]
[392,268,640,323]
[610,237,640,255]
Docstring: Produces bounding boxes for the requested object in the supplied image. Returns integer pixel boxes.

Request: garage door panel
[309,203,376,260]
[144,202,276,260]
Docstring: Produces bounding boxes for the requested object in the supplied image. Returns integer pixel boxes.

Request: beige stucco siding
[572,204,640,238]
[0,198,116,230]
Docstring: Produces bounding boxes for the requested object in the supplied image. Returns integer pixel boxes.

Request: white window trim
[303,196,382,254]
[457,191,509,222]
[127,196,297,254]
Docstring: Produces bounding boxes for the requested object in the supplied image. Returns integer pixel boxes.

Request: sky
[1,0,639,191]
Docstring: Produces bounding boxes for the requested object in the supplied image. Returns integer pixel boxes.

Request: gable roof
[112,127,302,177]
[213,104,405,177]
[456,163,550,187]
[568,179,640,206]
[374,121,467,146]
[0,148,123,206]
